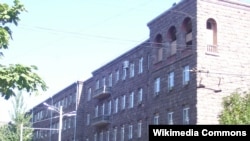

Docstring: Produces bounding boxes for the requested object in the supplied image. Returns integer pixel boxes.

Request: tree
[219,90,250,124]
[0,92,33,141]
[0,0,48,100]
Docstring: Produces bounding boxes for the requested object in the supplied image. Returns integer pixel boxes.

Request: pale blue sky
[1,0,250,122]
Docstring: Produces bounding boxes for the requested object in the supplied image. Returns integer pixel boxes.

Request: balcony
[92,115,110,127]
[93,86,111,99]
[206,44,219,56]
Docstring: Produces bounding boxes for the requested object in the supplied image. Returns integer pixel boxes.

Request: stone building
[75,0,250,141]
[30,81,83,141]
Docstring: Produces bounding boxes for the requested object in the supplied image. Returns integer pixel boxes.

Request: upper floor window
[113,127,117,141]
[168,71,174,91]
[206,18,218,54]
[183,107,190,124]
[137,120,142,138]
[121,95,126,110]
[108,73,112,87]
[129,63,135,78]
[114,98,119,113]
[154,77,160,95]
[168,26,177,55]
[86,114,90,125]
[182,17,192,48]
[121,125,125,141]
[106,130,110,141]
[87,88,91,101]
[108,100,112,115]
[138,88,143,104]
[95,105,98,117]
[102,77,106,86]
[154,34,163,62]
[129,92,134,108]
[138,57,143,74]
[183,65,190,85]
[122,68,127,80]
[128,124,133,139]
[116,69,119,82]
[96,80,100,90]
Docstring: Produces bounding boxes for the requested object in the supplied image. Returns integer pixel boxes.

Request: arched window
[182,17,192,48]
[154,34,163,62]
[167,26,177,55]
[206,18,218,54]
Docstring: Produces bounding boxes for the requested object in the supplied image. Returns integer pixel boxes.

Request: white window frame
[106,130,110,141]
[138,88,143,104]
[128,124,133,139]
[129,92,134,108]
[154,114,159,125]
[183,65,190,85]
[168,72,174,91]
[116,69,119,82]
[96,80,100,90]
[137,121,142,138]
[129,63,135,78]
[108,73,112,87]
[122,68,127,80]
[121,125,125,141]
[154,77,160,95]
[108,100,111,115]
[168,112,174,125]
[114,98,119,113]
[87,88,91,101]
[102,103,105,115]
[102,77,106,87]
[138,57,143,74]
[113,127,117,141]
[121,95,126,110]
[183,107,190,124]
[95,106,98,117]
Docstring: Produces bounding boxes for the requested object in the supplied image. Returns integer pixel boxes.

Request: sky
[1,0,250,122]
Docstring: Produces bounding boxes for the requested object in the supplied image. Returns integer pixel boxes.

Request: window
[154,113,159,125]
[129,63,135,78]
[114,98,118,113]
[87,88,91,101]
[168,72,174,91]
[206,18,218,54]
[154,34,163,62]
[108,100,112,115]
[121,125,125,141]
[168,26,177,55]
[96,80,100,90]
[183,107,190,124]
[183,17,192,48]
[106,130,110,141]
[113,127,117,141]
[128,124,133,139]
[108,73,112,87]
[168,112,174,125]
[138,88,143,104]
[138,57,143,74]
[154,77,160,95]
[137,120,142,138]
[102,103,105,115]
[94,133,97,141]
[95,106,98,117]
[116,69,119,82]
[121,95,126,110]
[102,77,106,87]
[183,65,190,85]
[86,114,90,125]
[122,68,127,80]
[100,131,103,141]
[129,92,134,108]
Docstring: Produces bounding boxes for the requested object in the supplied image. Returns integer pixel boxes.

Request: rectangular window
[128,125,133,139]
[102,77,106,87]
[168,112,174,125]
[108,73,112,87]
[138,88,143,104]
[121,95,126,110]
[87,114,90,125]
[129,63,135,78]
[108,100,112,115]
[168,72,174,91]
[139,57,143,74]
[154,77,160,95]
[122,68,127,80]
[106,130,110,141]
[96,80,100,90]
[137,121,142,138]
[154,114,159,125]
[183,65,190,85]
[87,88,91,101]
[183,107,190,124]
[95,106,98,117]
[116,69,119,82]
[121,125,125,141]
[129,92,134,108]
[114,98,118,113]
[113,127,117,141]
[94,133,97,141]
[102,103,105,115]
[100,131,103,141]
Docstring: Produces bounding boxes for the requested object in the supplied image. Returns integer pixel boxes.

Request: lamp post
[43,103,76,141]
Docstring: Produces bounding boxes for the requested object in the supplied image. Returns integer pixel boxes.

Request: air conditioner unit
[123,61,129,68]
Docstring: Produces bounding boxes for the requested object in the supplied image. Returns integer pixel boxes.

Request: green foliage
[0,0,48,100]
[0,92,33,141]
[219,90,250,124]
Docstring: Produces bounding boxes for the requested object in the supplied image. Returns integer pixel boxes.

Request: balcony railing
[93,86,111,99]
[206,44,218,55]
[92,115,110,127]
